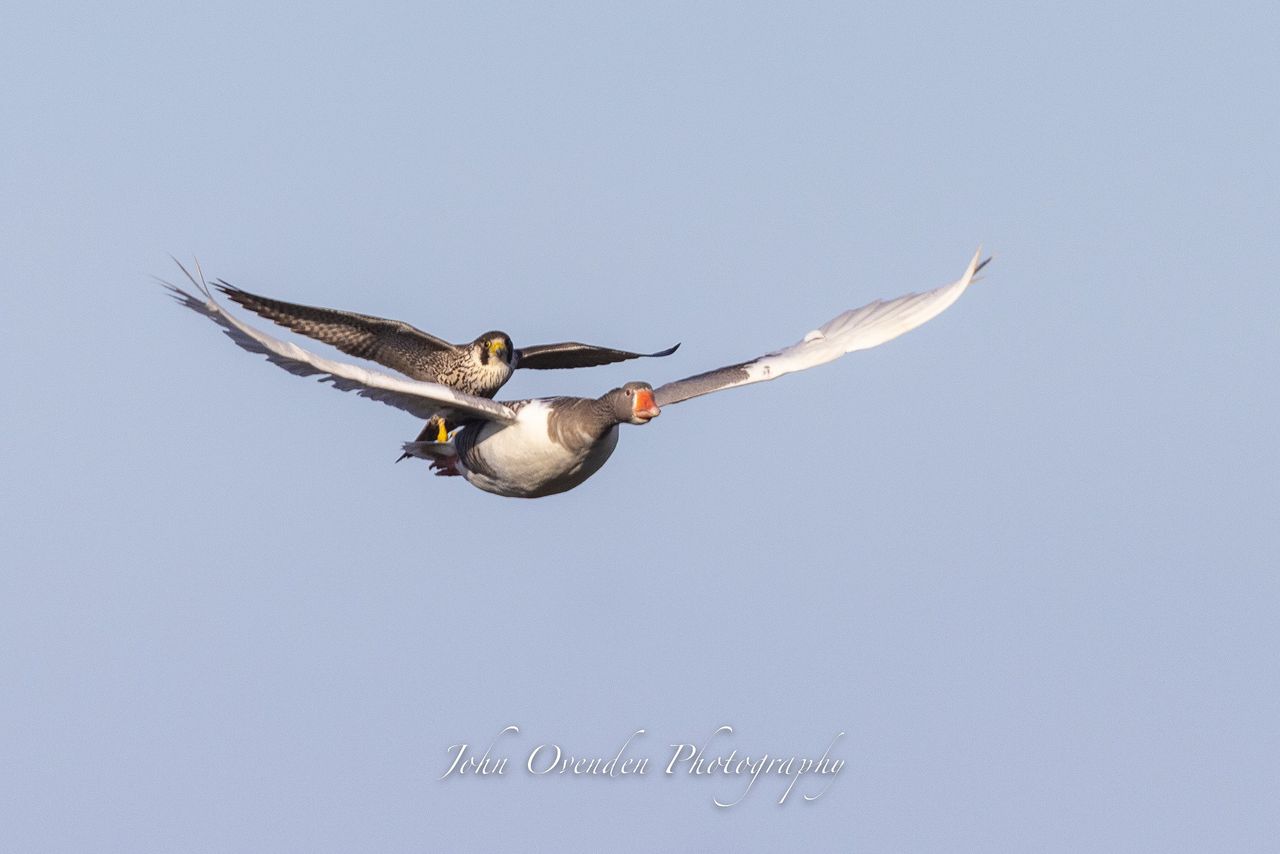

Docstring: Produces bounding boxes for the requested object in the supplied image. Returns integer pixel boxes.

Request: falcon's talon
[435,419,449,443]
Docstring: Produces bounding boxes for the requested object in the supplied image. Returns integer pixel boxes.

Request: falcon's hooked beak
[487,339,508,360]
[631,388,660,424]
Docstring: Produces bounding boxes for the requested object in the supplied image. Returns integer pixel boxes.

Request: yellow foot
[435,419,449,443]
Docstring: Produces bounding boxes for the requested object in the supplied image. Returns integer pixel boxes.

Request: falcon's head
[473,331,514,366]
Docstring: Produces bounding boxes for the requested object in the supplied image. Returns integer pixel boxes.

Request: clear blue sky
[2,2,1277,851]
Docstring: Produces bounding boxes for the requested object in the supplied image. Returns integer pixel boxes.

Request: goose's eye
[625,389,633,397]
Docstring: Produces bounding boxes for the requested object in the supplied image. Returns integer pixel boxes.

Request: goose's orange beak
[633,388,660,421]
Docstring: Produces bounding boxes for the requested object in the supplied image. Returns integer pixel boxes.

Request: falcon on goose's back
[163,250,989,498]
[212,279,678,442]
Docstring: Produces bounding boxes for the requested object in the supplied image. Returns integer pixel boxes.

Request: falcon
[164,251,988,498]
[210,278,678,443]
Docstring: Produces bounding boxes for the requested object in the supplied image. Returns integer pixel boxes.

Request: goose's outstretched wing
[654,250,988,407]
[213,281,455,380]
[515,341,680,370]
[162,262,517,425]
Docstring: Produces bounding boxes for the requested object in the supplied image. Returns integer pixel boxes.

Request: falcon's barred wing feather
[655,250,988,407]
[162,262,518,425]
[213,282,454,380]
[515,341,681,370]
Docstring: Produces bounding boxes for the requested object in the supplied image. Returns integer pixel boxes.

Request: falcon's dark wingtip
[649,343,680,358]
[211,280,257,307]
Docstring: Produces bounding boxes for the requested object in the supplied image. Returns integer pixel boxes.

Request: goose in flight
[212,280,678,442]
[163,251,988,498]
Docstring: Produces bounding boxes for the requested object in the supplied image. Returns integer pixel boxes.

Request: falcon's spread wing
[163,262,518,425]
[214,282,455,380]
[655,250,988,407]
[515,341,680,370]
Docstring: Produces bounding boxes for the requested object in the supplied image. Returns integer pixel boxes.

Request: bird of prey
[211,279,678,443]
[164,251,988,498]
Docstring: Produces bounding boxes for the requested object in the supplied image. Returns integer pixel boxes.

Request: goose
[163,251,988,498]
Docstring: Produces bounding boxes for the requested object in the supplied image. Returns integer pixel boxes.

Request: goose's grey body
[410,394,646,498]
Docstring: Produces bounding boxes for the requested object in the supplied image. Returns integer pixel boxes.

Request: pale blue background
[2,2,1277,851]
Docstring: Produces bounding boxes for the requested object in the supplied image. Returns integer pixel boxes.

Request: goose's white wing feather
[655,249,987,407]
[162,261,518,425]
